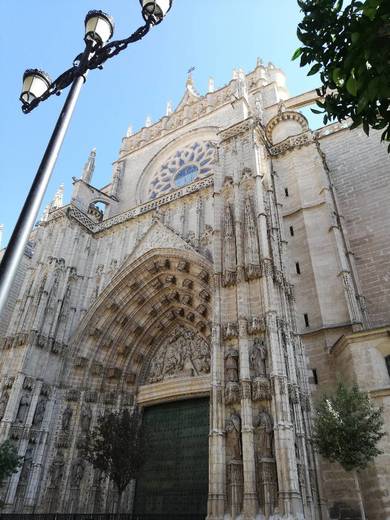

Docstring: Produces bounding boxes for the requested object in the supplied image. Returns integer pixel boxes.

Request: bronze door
[134,397,209,519]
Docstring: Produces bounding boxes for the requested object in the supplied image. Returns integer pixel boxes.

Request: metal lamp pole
[0,1,173,316]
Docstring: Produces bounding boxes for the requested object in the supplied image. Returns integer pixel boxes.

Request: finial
[82,148,96,184]
[52,184,64,209]
[232,68,239,80]
[41,204,51,223]
[166,100,173,116]
[126,125,133,137]
[208,77,215,93]
[187,66,196,87]
[145,115,152,128]
[256,57,263,68]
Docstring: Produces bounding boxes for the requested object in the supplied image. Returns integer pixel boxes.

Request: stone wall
[320,128,390,327]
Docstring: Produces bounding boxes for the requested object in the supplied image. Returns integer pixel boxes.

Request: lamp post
[0,1,173,316]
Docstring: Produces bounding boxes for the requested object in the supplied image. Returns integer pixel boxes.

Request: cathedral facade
[0,62,389,520]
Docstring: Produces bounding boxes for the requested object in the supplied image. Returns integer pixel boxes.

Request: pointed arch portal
[67,247,213,517]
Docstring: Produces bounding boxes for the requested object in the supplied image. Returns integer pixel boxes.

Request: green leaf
[292,47,303,60]
[308,63,321,76]
[346,75,358,96]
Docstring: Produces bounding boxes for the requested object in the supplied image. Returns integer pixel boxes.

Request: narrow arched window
[385,355,390,378]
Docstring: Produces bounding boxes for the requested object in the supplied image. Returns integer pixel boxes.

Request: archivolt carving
[145,326,210,384]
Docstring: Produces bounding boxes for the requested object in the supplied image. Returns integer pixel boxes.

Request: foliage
[312,382,385,472]
[293,0,390,151]
[81,408,145,504]
[0,441,21,482]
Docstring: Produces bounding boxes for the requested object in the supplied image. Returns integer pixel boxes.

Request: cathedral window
[295,262,301,274]
[304,313,309,328]
[289,226,294,237]
[284,187,289,197]
[385,355,390,378]
[147,141,216,200]
[175,164,199,187]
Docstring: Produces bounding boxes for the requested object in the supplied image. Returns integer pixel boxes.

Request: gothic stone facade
[0,62,389,520]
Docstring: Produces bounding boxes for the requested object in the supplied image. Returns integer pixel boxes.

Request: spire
[145,115,152,128]
[52,184,64,209]
[208,77,215,93]
[166,100,173,116]
[82,148,96,184]
[41,204,51,223]
[126,125,133,138]
[0,224,3,249]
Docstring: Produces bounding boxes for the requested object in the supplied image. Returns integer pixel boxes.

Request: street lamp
[0,2,173,315]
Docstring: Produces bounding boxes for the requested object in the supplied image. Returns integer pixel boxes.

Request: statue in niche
[225,349,239,382]
[19,447,33,483]
[254,410,274,459]
[48,451,65,488]
[80,405,92,433]
[250,338,267,377]
[62,405,73,431]
[223,205,237,287]
[226,413,242,461]
[16,393,31,424]
[32,397,47,426]
[0,390,9,420]
[226,413,243,519]
[70,458,85,488]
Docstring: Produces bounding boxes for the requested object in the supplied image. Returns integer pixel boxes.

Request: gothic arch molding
[63,248,213,403]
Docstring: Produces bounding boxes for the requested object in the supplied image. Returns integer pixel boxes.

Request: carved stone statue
[226,413,242,461]
[48,451,65,488]
[32,397,47,426]
[223,205,237,287]
[19,448,33,483]
[244,197,261,279]
[250,338,267,377]
[225,349,239,382]
[254,410,273,458]
[16,393,31,424]
[0,390,9,420]
[80,405,92,433]
[62,405,73,431]
[70,458,85,488]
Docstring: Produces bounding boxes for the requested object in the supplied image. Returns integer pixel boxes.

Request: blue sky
[0,1,321,247]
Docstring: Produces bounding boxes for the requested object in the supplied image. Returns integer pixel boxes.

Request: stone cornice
[331,326,390,356]
[218,117,254,142]
[65,175,214,235]
[269,131,314,156]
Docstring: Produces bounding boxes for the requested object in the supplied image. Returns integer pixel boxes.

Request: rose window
[148,141,215,200]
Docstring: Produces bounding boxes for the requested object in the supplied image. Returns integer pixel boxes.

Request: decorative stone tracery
[148,141,216,200]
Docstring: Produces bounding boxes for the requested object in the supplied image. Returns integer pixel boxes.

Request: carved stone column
[208,158,226,520]
[253,142,303,516]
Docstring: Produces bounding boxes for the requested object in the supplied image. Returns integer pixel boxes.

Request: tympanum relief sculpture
[146,326,210,383]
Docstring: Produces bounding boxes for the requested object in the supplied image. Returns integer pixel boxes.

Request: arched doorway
[134,397,209,519]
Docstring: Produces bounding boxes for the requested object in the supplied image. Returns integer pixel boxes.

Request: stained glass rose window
[148,141,215,200]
